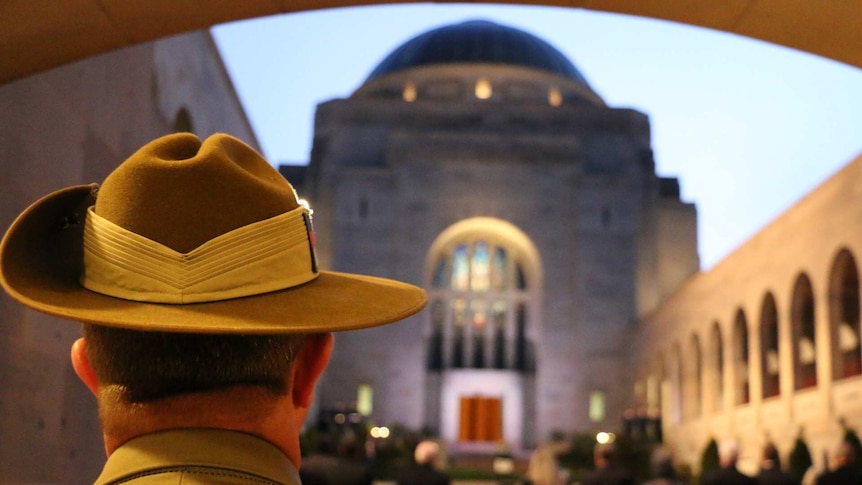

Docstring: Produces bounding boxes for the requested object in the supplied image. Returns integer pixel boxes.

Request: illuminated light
[548,87,563,107]
[357,384,373,416]
[475,78,492,100]
[370,427,380,438]
[403,82,417,102]
[589,391,606,422]
[334,413,346,424]
[378,426,390,438]
[596,431,616,444]
[493,456,515,475]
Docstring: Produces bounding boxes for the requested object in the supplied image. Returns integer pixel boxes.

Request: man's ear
[291,333,333,409]
[71,338,99,396]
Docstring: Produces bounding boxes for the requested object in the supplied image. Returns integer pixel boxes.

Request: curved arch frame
[709,322,724,413]
[828,248,861,381]
[791,272,817,391]
[759,291,781,400]
[425,216,543,288]
[732,308,751,406]
[3,2,862,85]
[669,342,683,425]
[686,332,703,420]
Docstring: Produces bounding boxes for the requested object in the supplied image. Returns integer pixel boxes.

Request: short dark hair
[82,324,306,402]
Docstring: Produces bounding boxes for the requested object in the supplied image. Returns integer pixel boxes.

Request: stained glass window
[432,258,447,288]
[492,247,507,290]
[427,231,535,373]
[471,241,490,291]
[452,244,469,290]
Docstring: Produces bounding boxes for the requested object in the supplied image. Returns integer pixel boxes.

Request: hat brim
[0,185,427,334]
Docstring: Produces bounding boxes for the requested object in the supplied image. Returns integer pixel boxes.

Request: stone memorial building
[300,19,699,451]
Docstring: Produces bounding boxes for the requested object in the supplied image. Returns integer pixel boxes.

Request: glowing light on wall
[357,384,373,416]
[403,82,417,102]
[475,78,492,99]
[589,391,606,422]
[548,87,562,107]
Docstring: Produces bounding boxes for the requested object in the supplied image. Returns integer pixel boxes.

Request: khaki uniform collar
[94,428,300,484]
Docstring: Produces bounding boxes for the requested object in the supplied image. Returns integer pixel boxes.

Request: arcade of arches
[646,249,861,423]
[634,155,862,474]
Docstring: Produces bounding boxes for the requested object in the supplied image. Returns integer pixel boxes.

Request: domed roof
[366,20,590,86]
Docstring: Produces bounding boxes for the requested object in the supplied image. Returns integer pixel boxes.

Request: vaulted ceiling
[2,0,861,84]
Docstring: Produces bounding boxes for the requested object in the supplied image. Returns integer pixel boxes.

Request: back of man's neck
[99,385,299,463]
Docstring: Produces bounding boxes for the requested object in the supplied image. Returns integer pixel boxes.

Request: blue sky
[212,4,862,270]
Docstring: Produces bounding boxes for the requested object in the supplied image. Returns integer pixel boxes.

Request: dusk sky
[212,4,862,270]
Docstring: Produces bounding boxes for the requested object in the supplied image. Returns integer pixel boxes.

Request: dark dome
[366,20,590,85]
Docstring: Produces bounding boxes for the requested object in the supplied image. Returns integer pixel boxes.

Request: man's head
[0,133,426,462]
[415,440,441,466]
[80,324,305,402]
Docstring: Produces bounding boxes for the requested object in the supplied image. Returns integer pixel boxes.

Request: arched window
[792,273,817,390]
[426,220,537,373]
[647,355,663,418]
[733,309,750,405]
[710,323,724,413]
[687,334,702,419]
[670,343,683,425]
[829,249,861,380]
[760,293,781,399]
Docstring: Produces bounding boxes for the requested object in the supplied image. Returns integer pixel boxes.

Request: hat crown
[95,133,298,253]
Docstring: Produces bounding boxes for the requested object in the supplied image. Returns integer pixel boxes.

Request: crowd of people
[520,437,862,485]
[619,438,859,485]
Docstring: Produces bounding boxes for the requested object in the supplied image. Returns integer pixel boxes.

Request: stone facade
[304,41,698,450]
[0,31,256,483]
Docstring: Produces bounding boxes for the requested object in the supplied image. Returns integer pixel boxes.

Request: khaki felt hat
[0,133,427,334]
